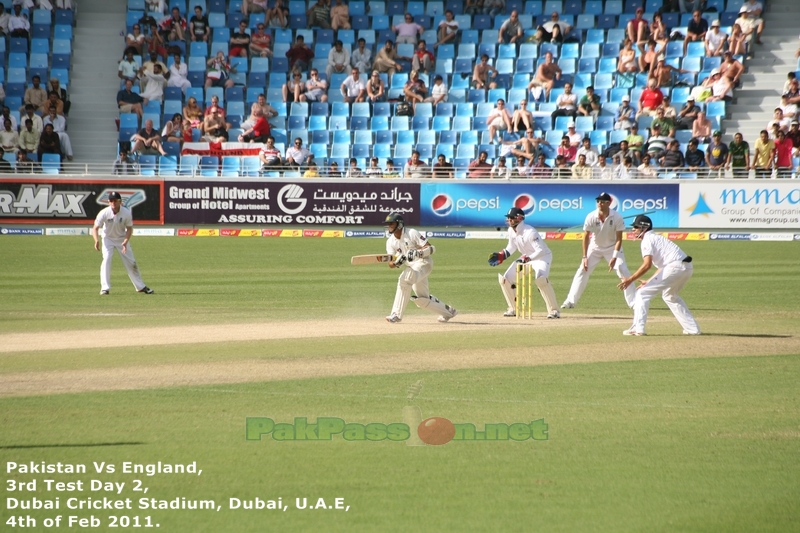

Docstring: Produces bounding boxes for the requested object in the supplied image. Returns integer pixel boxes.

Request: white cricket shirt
[584,209,625,249]
[504,221,551,260]
[94,205,133,241]
[640,231,687,270]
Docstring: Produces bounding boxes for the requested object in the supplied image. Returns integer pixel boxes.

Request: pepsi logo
[431,194,453,216]
[608,193,621,211]
[512,194,536,215]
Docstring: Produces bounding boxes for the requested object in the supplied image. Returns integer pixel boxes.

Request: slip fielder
[617,214,700,336]
[384,212,458,324]
[92,191,154,296]
[488,207,560,319]
[561,192,636,310]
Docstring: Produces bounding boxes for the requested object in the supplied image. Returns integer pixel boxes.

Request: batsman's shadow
[0,442,146,450]
[700,333,793,339]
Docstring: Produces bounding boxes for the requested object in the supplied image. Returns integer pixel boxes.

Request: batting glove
[406,250,422,262]
[519,255,532,263]
[488,250,507,267]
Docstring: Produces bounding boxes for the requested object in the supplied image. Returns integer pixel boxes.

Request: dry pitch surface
[2,314,797,397]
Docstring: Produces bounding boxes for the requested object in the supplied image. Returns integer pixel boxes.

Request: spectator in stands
[330,0,351,31]
[325,160,343,177]
[141,52,167,91]
[473,54,498,90]
[571,154,592,179]
[594,157,611,179]
[404,151,427,178]
[465,0,485,16]
[167,54,192,95]
[637,77,664,118]
[412,40,435,75]
[577,137,600,167]
[326,40,350,79]
[487,99,513,145]
[742,0,764,45]
[535,12,571,45]
[206,51,236,89]
[705,20,727,57]
[138,64,166,106]
[551,81,578,127]
[531,52,561,100]
[683,11,708,56]
[557,136,577,164]
[779,94,797,120]
[183,96,203,131]
[787,120,800,149]
[19,119,39,154]
[145,0,167,15]
[529,153,551,178]
[783,72,796,94]
[238,108,270,144]
[425,74,448,105]
[15,149,38,173]
[119,50,140,84]
[0,84,5,106]
[265,0,288,28]
[145,22,167,60]
[366,70,386,103]
[116,79,144,123]
[468,151,492,178]
[768,107,791,134]
[0,148,11,172]
[133,119,167,155]
[249,23,272,57]
[510,99,533,133]
[615,95,636,130]
[40,106,69,160]
[374,40,406,80]
[613,156,636,179]
[365,156,384,178]
[22,76,47,115]
[509,155,533,178]
[660,96,678,120]
[506,129,545,162]
[286,35,314,72]
[651,107,676,137]
[160,7,187,42]
[578,86,601,122]
[785,79,800,105]
[705,130,728,177]
[303,161,320,177]
[8,4,29,38]
[626,8,649,52]
[649,12,669,48]
[305,69,328,103]
[675,97,699,130]
[719,52,743,88]
[383,159,400,178]
[646,124,672,158]
[684,139,705,171]
[402,70,426,110]
[285,138,313,168]
[307,0,331,29]
[774,131,793,178]
[242,0,267,17]
[393,12,423,45]
[565,122,582,146]
[498,10,524,45]
[1,108,17,134]
[47,78,70,116]
[637,154,657,178]
[0,5,10,36]
[127,24,146,55]
[229,20,251,59]
[619,39,638,74]
[769,122,781,140]
[161,113,184,146]
[638,40,661,74]
[484,0,506,16]
[22,104,43,133]
[624,128,643,165]
[259,136,282,169]
[435,10,459,49]
[351,38,371,73]
[244,95,278,129]
[491,156,510,179]
[431,154,453,179]
[752,130,774,178]
[612,140,633,165]
[553,155,571,178]
[659,140,685,168]
[652,56,693,89]
[728,23,747,57]
[202,108,229,141]
[283,70,307,102]
[189,6,209,43]
[342,67,367,104]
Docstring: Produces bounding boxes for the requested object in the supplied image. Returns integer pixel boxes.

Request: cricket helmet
[384,212,404,230]
[632,214,653,232]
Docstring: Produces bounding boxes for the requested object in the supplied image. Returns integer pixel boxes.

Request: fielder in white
[488,207,560,318]
[561,192,636,310]
[617,215,700,336]
[92,192,154,296]
[384,213,458,324]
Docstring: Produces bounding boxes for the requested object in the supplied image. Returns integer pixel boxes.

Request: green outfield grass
[1,236,799,532]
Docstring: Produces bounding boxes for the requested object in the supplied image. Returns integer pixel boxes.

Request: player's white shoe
[100,290,109,295]
[503,308,516,317]
[682,330,701,335]
[622,327,644,336]
[438,309,458,323]
[138,286,154,294]
[547,311,560,319]
[385,314,402,323]
[560,301,574,309]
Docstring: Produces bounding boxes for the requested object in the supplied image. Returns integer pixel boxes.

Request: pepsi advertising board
[420,183,680,228]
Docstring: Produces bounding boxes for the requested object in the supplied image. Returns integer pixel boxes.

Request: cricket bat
[350,254,394,265]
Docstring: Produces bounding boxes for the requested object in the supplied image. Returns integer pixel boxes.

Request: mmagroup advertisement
[1,178,798,230]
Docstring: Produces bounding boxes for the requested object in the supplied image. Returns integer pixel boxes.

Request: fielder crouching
[489,207,560,319]
[384,212,458,324]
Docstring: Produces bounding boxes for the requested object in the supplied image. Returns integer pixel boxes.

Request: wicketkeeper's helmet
[506,207,525,219]
[632,214,653,232]
[384,212,404,230]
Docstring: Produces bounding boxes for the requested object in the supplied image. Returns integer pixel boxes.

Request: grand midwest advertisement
[164,181,420,226]
[420,183,680,228]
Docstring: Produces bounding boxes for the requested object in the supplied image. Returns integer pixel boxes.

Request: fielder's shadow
[699,333,793,338]
[0,441,146,450]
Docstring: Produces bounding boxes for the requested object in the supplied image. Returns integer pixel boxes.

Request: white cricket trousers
[565,245,636,308]
[631,260,700,334]
[391,262,432,318]
[100,238,146,292]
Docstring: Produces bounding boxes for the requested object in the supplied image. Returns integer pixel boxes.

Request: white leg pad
[411,294,457,318]
[498,273,516,309]
[535,275,559,314]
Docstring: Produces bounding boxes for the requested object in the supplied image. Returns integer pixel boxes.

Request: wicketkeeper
[488,207,560,318]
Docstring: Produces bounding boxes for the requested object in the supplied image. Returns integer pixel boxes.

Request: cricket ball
[417,417,456,446]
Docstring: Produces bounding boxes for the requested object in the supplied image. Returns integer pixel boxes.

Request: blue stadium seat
[41,153,61,175]
[220,156,240,176]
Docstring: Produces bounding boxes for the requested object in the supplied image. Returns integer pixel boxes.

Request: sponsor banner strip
[133,228,175,236]
[45,227,93,235]
[0,227,44,235]
[749,233,795,241]
[345,230,386,238]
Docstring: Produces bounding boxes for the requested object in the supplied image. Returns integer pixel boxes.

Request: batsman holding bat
[384,213,458,324]
[488,207,560,319]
